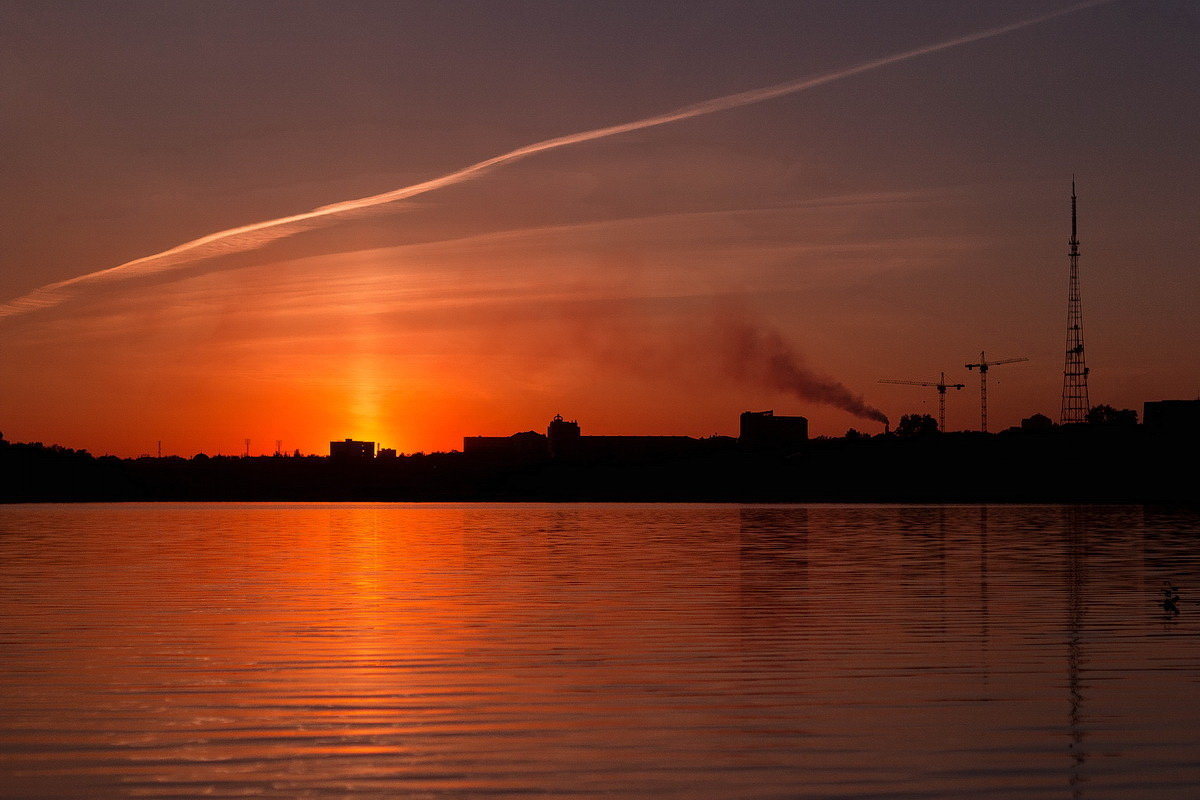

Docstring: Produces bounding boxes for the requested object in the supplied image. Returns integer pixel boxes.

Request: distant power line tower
[1060,178,1090,424]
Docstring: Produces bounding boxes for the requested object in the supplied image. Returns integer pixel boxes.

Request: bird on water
[1161,582,1181,616]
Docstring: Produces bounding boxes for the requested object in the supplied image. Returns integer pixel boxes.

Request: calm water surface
[1,503,1197,799]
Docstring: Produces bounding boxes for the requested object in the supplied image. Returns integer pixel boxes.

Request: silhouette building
[547,414,582,458]
[329,439,375,460]
[738,410,808,451]
[463,414,742,461]
[463,430,548,460]
[1143,400,1200,436]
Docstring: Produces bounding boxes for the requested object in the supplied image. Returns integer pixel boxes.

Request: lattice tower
[1060,179,1090,424]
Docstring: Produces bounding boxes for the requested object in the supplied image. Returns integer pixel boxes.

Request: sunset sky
[1,0,1197,456]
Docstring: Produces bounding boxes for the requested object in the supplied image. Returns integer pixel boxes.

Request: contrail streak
[0,0,1113,319]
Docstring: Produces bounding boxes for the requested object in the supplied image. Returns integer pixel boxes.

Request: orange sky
[1,1,1197,456]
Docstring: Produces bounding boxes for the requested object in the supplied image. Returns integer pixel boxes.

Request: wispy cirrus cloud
[0,0,1112,320]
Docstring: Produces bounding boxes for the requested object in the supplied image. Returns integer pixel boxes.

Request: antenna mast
[1061,178,1090,423]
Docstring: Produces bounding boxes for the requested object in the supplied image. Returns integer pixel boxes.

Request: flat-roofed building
[738,410,808,452]
[1143,399,1200,436]
[463,431,549,460]
[330,439,375,460]
[464,414,742,463]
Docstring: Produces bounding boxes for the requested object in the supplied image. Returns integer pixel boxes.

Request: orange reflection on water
[1,503,1198,799]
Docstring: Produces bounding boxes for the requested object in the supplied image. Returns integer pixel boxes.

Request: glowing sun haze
[1,0,1196,456]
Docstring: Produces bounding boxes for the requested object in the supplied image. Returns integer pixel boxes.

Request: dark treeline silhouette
[0,421,1194,503]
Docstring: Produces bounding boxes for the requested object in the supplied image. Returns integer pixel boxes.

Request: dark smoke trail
[725,320,889,425]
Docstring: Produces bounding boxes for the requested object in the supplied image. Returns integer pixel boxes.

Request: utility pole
[1061,178,1090,424]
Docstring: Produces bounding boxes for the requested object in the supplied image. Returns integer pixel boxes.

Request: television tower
[1060,178,1090,424]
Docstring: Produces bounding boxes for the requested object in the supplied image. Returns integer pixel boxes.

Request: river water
[0,503,1196,799]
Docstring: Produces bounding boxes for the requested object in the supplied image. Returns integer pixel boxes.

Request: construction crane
[964,351,1029,433]
[878,371,966,432]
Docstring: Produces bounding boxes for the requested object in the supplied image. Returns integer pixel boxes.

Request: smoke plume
[724,320,889,426]
[0,0,1114,320]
